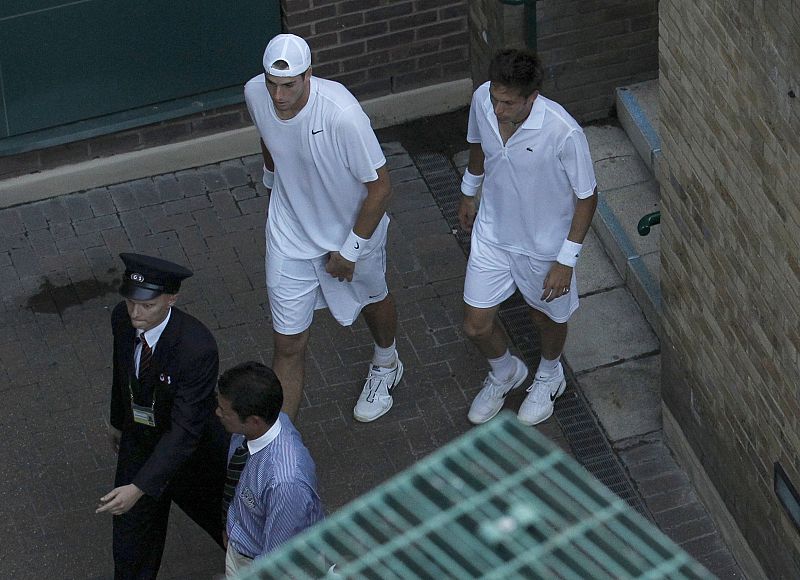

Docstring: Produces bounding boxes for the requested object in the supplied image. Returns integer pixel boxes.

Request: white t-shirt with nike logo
[245,75,388,259]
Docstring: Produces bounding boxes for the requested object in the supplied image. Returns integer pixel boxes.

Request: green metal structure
[239,413,713,579]
[0,0,280,151]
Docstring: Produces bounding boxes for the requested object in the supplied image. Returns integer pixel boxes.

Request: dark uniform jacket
[109,302,225,498]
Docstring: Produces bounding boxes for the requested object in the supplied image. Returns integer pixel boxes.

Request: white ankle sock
[536,356,561,377]
[488,350,516,380]
[372,340,397,368]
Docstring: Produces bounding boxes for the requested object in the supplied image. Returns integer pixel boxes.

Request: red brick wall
[282,0,470,98]
[468,0,658,123]
[537,0,659,121]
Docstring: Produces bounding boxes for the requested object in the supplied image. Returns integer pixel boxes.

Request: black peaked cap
[119,253,193,301]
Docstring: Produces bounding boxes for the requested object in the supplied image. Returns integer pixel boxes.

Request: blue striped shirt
[226,413,325,559]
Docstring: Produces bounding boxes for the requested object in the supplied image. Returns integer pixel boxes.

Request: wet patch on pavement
[26,270,120,315]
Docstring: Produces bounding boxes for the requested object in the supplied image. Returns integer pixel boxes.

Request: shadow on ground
[377,107,469,157]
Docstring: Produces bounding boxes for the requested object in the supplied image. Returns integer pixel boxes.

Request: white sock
[372,340,397,368]
[488,350,516,380]
[537,356,561,378]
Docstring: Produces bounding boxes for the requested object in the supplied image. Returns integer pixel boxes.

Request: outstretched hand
[96,484,144,516]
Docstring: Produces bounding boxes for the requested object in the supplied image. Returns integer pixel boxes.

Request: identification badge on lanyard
[132,402,157,427]
[129,376,156,427]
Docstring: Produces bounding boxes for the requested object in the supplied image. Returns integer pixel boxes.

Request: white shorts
[266,243,389,335]
[464,235,579,323]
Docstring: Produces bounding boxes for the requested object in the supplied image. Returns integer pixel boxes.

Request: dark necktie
[137,333,153,378]
[222,442,250,526]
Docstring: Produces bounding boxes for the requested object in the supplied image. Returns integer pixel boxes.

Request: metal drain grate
[413,151,472,247]
[413,151,651,520]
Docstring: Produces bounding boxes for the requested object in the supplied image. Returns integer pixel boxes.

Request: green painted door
[0,0,280,138]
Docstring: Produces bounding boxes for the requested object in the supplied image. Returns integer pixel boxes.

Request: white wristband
[460,169,484,197]
[339,230,368,262]
[556,240,582,267]
[262,166,275,189]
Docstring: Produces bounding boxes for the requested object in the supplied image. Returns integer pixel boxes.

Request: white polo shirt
[467,82,596,260]
[244,75,388,260]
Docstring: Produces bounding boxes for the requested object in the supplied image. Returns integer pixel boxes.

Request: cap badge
[130,273,145,283]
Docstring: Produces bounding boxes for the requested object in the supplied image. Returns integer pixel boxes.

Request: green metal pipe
[499,0,537,51]
[637,211,661,236]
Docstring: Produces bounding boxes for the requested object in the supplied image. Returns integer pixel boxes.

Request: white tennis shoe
[354,358,404,422]
[467,356,529,424]
[517,363,566,425]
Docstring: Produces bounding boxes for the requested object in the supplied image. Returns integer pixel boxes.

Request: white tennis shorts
[266,243,389,335]
[464,235,578,323]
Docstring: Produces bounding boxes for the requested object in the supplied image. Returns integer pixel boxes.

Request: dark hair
[265,59,310,78]
[218,361,283,425]
[487,48,544,98]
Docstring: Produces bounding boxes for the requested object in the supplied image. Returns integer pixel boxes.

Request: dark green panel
[0,0,279,137]
[0,0,80,20]
[0,62,8,138]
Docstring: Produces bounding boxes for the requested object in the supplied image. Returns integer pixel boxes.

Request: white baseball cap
[263,34,312,77]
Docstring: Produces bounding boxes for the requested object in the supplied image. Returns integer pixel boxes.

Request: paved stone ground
[617,434,745,578]
[0,141,569,579]
[0,127,743,578]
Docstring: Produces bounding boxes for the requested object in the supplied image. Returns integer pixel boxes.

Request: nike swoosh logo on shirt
[312,129,323,135]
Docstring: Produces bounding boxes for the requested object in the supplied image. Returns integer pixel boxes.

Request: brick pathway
[617,434,744,577]
[0,135,742,579]
[0,142,567,579]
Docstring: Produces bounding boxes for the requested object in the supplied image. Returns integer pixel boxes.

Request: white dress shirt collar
[246,415,283,455]
[138,308,172,351]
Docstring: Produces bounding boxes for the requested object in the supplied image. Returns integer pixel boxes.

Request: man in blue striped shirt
[216,361,325,577]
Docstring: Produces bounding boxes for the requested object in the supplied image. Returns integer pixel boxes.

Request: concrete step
[616,79,662,179]
[585,121,661,336]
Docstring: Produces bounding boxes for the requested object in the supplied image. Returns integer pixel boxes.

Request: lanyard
[128,376,157,427]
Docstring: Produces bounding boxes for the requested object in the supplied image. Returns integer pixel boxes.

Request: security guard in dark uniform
[97,253,228,579]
